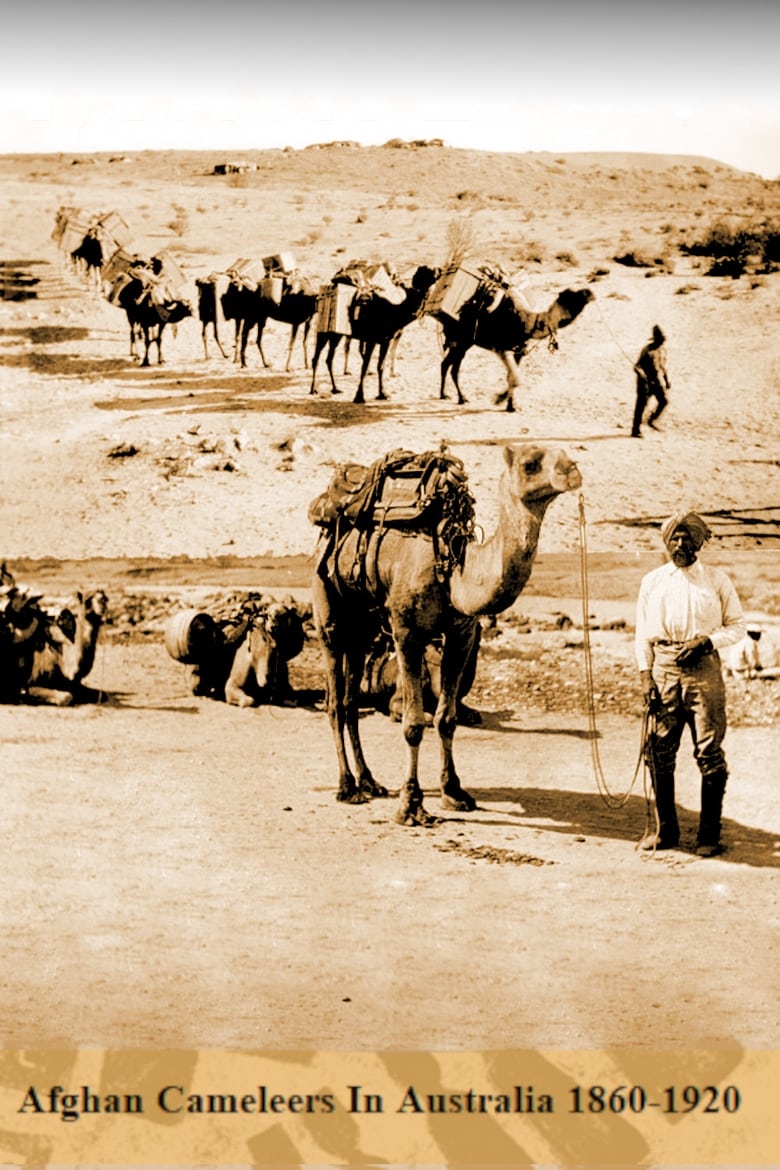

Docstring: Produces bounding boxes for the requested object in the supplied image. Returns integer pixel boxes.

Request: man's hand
[675,635,713,667]
[640,670,661,709]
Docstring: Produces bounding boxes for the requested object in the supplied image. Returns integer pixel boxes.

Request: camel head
[502,443,582,512]
[85,589,109,622]
[410,265,441,294]
[554,287,595,327]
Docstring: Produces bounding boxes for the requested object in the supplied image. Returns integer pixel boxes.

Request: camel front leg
[393,633,438,826]
[375,340,390,401]
[434,623,478,812]
[223,640,259,707]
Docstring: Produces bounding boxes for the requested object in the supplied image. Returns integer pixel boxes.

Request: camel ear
[503,445,515,469]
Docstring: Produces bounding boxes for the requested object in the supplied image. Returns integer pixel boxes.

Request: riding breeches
[647,644,728,777]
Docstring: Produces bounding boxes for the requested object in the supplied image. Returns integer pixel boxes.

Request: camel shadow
[470,786,780,869]
[0,325,91,344]
[0,351,130,377]
[475,709,599,738]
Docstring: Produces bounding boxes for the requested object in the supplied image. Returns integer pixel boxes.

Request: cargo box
[364,263,406,305]
[106,270,135,307]
[426,266,482,321]
[262,252,296,274]
[317,283,356,335]
[261,275,284,304]
[96,210,134,249]
[59,219,91,255]
[101,248,136,287]
[226,257,265,289]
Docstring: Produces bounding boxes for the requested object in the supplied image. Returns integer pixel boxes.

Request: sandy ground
[1,147,779,1069]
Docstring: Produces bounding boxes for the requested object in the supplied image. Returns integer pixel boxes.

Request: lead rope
[577,493,653,814]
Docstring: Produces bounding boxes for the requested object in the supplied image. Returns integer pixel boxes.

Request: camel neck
[449,477,544,616]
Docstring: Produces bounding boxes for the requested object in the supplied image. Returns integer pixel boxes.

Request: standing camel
[310,265,438,403]
[311,443,582,824]
[115,260,193,366]
[238,275,318,371]
[435,285,594,411]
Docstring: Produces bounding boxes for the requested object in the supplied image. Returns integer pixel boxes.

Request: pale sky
[3,1,779,178]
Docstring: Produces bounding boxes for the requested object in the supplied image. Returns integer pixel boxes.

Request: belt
[652,638,715,656]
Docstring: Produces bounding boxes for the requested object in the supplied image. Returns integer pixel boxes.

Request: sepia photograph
[1,1,778,1164]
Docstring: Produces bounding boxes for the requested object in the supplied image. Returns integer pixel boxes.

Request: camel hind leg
[434,622,478,812]
[314,583,383,801]
[440,345,469,404]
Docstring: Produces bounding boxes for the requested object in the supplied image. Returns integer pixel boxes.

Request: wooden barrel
[164,610,218,664]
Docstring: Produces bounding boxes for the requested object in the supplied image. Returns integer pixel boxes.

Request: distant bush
[614,251,672,272]
[680,215,780,277]
[167,206,189,237]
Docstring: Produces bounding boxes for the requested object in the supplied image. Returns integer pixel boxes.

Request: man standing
[632,324,671,437]
[634,512,746,855]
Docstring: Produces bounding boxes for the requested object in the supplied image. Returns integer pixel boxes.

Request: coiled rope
[576,492,653,812]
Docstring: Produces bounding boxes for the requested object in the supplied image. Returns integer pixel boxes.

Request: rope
[592,296,637,367]
[576,492,648,809]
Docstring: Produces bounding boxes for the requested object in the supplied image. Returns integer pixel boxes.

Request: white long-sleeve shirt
[635,559,746,670]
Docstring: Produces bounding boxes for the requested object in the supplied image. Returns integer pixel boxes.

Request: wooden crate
[316,283,356,335]
[262,252,296,274]
[96,210,134,249]
[426,266,482,320]
[261,275,284,304]
[365,264,405,305]
[226,258,265,289]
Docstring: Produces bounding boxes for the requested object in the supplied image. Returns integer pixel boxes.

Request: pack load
[308,446,477,581]
[225,257,265,291]
[262,252,296,275]
[426,261,531,322]
[425,265,482,321]
[94,210,135,250]
[316,282,356,335]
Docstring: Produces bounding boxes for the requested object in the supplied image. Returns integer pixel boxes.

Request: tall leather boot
[697,769,728,855]
[641,766,680,849]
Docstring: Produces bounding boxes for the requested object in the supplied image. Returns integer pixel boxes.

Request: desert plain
[1,144,779,1074]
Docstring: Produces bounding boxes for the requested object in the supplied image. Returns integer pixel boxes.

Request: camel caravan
[51,208,596,408]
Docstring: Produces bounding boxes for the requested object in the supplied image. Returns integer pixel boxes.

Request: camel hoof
[440,791,477,813]
[457,395,468,405]
[337,791,371,805]
[505,398,516,413]
[359,778,389,799]
[395,806,440,827]
[376,392,389,401]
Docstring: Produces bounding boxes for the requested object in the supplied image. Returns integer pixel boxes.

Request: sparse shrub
[445,216,478,268]
[555,251,579,267]
[680,214,780,277]
[167,205,189,237]
[675,283,701,295]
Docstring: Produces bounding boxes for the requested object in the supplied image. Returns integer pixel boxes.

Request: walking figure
[632,324,670,437]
